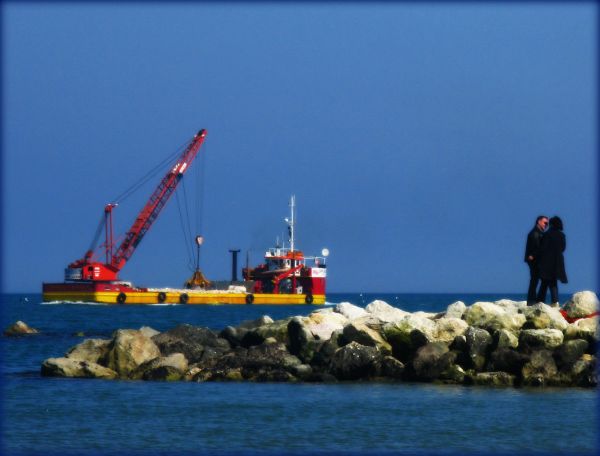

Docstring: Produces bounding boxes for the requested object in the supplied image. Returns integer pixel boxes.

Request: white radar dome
[321,248,330,257]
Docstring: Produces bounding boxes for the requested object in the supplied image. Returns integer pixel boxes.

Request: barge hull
[42,286,325,305]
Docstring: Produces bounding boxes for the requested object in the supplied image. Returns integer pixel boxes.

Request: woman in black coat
[536,216,568,305]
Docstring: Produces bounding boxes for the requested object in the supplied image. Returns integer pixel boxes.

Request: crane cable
[175,186,195,271]
[174,145,207,272]
[87,211,107,253]
[111,139,190,205]
[89,133,206,271]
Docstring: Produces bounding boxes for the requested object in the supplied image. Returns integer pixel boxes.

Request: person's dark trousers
[527,262,540,304]
[537,279,559,304]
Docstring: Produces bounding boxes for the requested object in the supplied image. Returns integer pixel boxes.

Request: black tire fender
[305,294,314,304]
[117,292,126,304]
[179,293,189,304]
[157,292,167,303]
[245,294,254,304]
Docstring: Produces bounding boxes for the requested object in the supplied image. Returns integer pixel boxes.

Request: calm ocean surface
[1,292,597,455]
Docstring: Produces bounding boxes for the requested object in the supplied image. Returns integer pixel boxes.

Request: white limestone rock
[365,300,409,323]
[463,302,526,332]
[335,302,368,320]
[103,329,161,377]
[131,352,189,380]
[564,317,598,342]
[496,329,519,349]
[41,357,117,379]
[445,301,467,319]
[342,321,392,354]
[382,314,437,346]
[494,299,527,314]
[522,303,568,331]
[520,329,564,350]
[305,311,348,340]
[433,317,469,344]
[563,291,599,319]
[66,338,111,363]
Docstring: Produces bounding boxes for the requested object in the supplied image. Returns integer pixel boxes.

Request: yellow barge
[42,287,325,305]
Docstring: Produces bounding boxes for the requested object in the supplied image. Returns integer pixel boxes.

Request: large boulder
[464,327,493,371]
[463,302,526,332]
[438,364,466,384]
[243,318,293,347]
[433,318,469,344]
[287,317,321,363]
[311,330,344,368]
[219,326,244,347]
[200,342,301,382]
[4,320,39,336]
[342,321,392,355]
[445,301,466,319]
[383,314,436,355]
[522,303,568,330]
[152,324,230,362]
[563,291,599,319]
[66,338,111,363]
[240,343,301,381]
[554,339,589,370]
[564,317,598,344]
[305,311,348,340]
[221,317,275,346]
[519,329,564,350]
[335,302,368,320]
[569,354,597,387]
[365,300,409,323]
[411,342,454,381]
[495,329,519,349]
[103,329,161,377]
[330,342,382,380]
[521,350,558,386]
[381,356,405,379]
[41,357,117,379]
[493,299,527,314]
[487,348,529,375]
[131,353,189,381]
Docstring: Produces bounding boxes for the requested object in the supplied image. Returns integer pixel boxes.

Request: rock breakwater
[41,291,598,387]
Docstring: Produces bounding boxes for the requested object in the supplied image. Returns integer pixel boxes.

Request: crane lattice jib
[110,129,207,271]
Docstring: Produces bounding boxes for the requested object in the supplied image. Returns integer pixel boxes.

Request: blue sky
[2,3,597,294]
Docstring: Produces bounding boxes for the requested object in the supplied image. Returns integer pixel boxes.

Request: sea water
[1,293,597,455]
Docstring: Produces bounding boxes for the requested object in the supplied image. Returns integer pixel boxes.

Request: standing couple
[524,215,568,306]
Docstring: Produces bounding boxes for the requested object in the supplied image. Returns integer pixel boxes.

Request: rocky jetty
[41,291,598,387]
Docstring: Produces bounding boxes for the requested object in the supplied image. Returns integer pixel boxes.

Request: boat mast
[289,195,295,252]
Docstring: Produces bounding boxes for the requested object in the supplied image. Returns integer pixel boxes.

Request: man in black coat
[536,216,568,305]
[524,215,548,304]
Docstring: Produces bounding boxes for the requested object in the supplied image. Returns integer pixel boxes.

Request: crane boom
[111,129,207,271]
[66,129,207,282]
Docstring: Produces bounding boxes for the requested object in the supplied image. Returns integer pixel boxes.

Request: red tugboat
[42,129,327,305]
[242,195,328,304]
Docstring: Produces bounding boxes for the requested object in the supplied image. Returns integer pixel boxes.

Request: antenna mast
[289,195,295,252]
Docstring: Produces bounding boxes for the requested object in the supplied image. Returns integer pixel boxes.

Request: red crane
[66,129,207,282]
